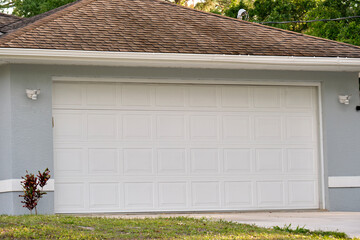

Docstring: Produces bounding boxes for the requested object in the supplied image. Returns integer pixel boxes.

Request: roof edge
[0,48,359,72]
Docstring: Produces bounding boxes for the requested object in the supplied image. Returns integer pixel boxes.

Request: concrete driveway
[96,211,360,238]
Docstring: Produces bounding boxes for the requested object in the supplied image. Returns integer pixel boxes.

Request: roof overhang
[0,48,360,72]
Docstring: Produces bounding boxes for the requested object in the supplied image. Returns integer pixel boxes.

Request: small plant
[19,168,51,215]
[273,224,348,238]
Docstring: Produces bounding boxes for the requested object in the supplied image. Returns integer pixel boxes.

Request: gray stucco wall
[0,64,54,215]
[9,65,54,178]
[0,65,12,181]
[1,63,359,214]
[0,192,54,215]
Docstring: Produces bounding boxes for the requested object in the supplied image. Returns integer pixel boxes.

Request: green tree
[0,0,75,17]
[225,0,317,32]
[168,0,190,6]
[305,0,360,46]
[223,0,250,18]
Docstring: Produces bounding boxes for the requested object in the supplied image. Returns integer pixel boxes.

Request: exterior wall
[0,193,13,214]
[0,64,54,215]
[329,188,360,211]
[0,63,359,214]
[0,192,54,215]
[0,65,12,181]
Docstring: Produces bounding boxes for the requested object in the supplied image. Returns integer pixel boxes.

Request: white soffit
[0,48,360,72]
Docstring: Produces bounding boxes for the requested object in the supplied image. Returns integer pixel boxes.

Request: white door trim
[317,84,326,209]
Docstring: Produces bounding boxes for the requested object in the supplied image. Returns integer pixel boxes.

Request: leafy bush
[19,168,51,215]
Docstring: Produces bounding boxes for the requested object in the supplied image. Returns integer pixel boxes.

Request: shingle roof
[1,0,360,58]
[0,13,21,29]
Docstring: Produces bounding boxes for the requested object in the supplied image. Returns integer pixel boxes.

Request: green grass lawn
[0,215,353,239]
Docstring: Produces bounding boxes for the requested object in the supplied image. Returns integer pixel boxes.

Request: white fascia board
[0,179,54,193]
[0,48,360,72]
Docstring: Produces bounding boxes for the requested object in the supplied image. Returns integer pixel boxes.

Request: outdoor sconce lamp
[338,95,351,105]
[26,89,41,100]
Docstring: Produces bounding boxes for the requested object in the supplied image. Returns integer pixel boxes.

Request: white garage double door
[53,81,320,213]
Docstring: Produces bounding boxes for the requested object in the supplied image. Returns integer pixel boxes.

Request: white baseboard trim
[0,179,54,193]
[328,176,360,188]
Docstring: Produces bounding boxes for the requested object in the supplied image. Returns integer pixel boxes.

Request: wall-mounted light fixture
[26,89,40,100]
[338,95,351,105]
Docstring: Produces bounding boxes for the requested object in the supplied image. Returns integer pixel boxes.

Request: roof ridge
[0,0,93,43]
[154,0,360,51]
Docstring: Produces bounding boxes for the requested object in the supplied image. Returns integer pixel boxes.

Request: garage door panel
[159,182,187,208]
[124,182,154,209]
[190,115,218,140]
[286,116,314,141]
[288,180,317,206]
[224,181,253,207]
[255,149,283,173]
[86,83,117,106]
[222,116,250,140]
[121,85,152,106]
[123,149,154,175]
[53,82,83,106]
[87,114,117,140]
[155,85,185,107]
[55,183,85,210]
[54,113,84,140]
[88,148,118,174]
[284,87,313,109]
[156,115,185,139]
[123,114,152,139]
[54,82,320,213]
[89,183,119,208]
[253,87,281,108]
[189,86,217,107]
[223,149,252,173]
[192,182,220,207]
[254,116,282,141]
[287,149,316,173]
[257,181,284,207]
[158,149,187,175]
[54,148,84,175]
[221,86,250,108]
[190,149,219,174]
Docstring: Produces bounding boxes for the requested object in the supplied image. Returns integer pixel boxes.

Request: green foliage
[223,0,360,46]
[305,0,360,46]
[223,0,249,18]
[19,168,51,215]
[0,215,350,239]
[168,0,190,6]
[273,224,348,238]
[226,0,317,32]
[1,0,76,17]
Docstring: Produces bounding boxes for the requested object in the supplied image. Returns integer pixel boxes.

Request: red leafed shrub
[19,168,51,215]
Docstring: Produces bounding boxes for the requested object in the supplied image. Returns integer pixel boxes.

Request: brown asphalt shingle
[1,0,360,58]
[0,13,21,29]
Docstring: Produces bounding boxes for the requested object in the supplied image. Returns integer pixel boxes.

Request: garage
[53,81,320,213]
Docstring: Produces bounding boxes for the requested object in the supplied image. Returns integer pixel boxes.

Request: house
[0,0,360,215]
